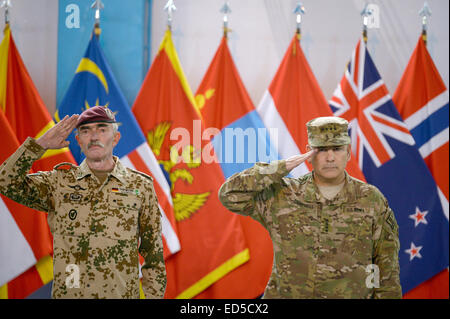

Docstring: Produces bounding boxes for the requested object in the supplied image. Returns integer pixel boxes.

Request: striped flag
[195,36,276,298]
[256,33,365,181]
[0,26,75,298]
[56,30,180,261]
[0,111,52,299]
[329,37,449,294]
[393,36,449,298]
[132,29,250,299]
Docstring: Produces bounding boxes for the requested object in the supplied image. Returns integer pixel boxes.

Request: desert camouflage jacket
[219,160,402,299]
[0,137,166,299]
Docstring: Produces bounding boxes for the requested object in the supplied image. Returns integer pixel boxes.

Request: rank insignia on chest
[68,185,87,191]
[69,193,82,202]
[111,188,140,196]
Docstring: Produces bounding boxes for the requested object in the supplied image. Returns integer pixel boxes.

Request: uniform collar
[76,156,127,184]
[303,170,356,204]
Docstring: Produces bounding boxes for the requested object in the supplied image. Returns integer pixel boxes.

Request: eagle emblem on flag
[147,122,210,222]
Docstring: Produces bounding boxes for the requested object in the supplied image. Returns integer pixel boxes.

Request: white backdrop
[1,0,448,115]
[152,0,449,110]
[1,0,57,113]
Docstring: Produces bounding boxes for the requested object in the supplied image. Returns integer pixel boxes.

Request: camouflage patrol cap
[76,106,117,128]
[306,116,351,147]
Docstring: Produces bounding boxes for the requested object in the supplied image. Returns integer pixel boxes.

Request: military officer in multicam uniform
[0,106,166,299]
[219,116,402,299]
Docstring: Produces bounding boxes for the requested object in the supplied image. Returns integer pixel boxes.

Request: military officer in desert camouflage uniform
[0,106,166,299]
[219,116,401,299]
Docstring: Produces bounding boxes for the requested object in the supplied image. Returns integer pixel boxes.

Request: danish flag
[330,39,415,169]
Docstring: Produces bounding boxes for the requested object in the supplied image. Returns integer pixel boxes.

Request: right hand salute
[285,149,317,171]
[36,114,79,150]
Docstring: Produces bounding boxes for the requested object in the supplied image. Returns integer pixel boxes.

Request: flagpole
[293,2,305,41]
[1,0,12,30]
[220,1,231,39]
[164,0,176,31]
[419,2,432,46]
[91,0,104,38]
[361,4,373,44]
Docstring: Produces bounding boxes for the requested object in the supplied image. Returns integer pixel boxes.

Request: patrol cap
[76,106,117,128]
[306,116,351,147]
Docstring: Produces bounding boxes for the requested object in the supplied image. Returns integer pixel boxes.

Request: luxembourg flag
[256,33,365,181]
[195,35,277,298]
[56,31,180,259]
[393,36,449,298]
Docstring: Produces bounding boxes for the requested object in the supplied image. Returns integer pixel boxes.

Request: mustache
[88,141,105,149]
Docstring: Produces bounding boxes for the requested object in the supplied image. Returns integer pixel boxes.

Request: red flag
[0,26,76,298]
[257,34,365,181]
[132,30,249,298]
[0,110,49,299]
[195,36,273,298]
[393,36,449,299]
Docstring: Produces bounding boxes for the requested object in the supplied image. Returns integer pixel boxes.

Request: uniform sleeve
[372,193,402,299]
[0,137,55,212]
[139,180,167,299]
[218,160,289,225]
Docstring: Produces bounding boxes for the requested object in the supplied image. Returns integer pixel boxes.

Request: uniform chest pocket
[53,190,91,237]
[339,206,373,236]
[337,206,373,258]
[101,193,142,240]
[276,207,314,242]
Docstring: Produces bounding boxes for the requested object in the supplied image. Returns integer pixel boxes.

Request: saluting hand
[285,149,317,171]
[36,114,79,150]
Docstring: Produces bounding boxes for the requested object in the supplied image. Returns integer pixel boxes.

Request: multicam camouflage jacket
[219,160,402,299]
[0,137,166,299]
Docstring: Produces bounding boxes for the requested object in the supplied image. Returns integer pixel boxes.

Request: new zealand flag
[329,38,449,294]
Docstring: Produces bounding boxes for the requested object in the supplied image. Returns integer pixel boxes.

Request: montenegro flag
[132,29,249,299]
[0,25,76,298]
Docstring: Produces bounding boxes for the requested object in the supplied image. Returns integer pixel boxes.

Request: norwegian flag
[329,38,449,294]
[393,36,449,298]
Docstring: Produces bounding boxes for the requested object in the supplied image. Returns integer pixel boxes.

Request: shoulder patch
[54,162,76,170]
[126,167,154,181]
[385,211,398,233]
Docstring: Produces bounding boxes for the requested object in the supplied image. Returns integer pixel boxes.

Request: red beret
[76,106,117,128]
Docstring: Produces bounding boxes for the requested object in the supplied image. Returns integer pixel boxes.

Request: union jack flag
[329,38,449,294]
[330,39,415,169]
